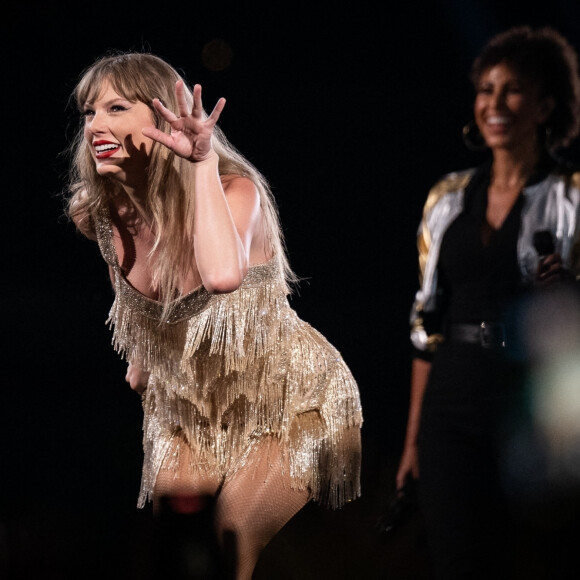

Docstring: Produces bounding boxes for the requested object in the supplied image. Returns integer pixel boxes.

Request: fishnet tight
[154,436,310,580]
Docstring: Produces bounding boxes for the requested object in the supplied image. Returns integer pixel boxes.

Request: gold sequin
[96,206,363,509]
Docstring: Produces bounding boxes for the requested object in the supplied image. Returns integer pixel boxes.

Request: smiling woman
[82,84,156,185]
[64,51,362,580]
[395,25,580,580]
[474,65,554,156]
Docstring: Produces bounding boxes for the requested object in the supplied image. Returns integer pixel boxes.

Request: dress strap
[94,204,120,269]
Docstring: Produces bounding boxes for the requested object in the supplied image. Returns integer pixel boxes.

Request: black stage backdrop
[2,2,579,579]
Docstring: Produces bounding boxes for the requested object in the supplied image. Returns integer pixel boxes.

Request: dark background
[2,1,580,578]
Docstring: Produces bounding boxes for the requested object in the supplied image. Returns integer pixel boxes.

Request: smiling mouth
[486,116,512,127]
[94,143,121,158]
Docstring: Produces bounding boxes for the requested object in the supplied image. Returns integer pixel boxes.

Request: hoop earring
[462,120,487,151]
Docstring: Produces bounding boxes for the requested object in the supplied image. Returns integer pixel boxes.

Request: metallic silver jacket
[410,168,580,352]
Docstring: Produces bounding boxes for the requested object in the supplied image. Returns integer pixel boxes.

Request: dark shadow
[152,494,236,580]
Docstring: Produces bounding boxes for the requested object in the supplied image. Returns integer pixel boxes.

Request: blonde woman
[66,51,362,580]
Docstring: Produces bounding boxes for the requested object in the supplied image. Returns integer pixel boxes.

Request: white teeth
[487,116,510,125]
[95,143,119,153]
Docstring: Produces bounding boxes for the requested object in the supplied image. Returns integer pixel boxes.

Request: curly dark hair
[470,25,580,150]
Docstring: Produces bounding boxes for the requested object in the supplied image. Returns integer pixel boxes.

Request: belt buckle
[480,322,506,349]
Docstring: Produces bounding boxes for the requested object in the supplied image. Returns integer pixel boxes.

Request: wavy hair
[65,51,297,320]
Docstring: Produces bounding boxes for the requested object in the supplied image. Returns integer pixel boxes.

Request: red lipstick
[93,140,121,159]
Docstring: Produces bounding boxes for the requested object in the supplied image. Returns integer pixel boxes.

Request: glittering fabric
[95,207,363,509]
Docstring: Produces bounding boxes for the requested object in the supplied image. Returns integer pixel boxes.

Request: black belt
[446,322,507,349]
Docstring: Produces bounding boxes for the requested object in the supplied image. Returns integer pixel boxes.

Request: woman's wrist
[190,149,219,166]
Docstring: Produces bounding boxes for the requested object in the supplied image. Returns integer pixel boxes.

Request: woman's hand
[125,362,150,395]
[396,444,419,491]
[536,252,574,286]
[142,81,226,162]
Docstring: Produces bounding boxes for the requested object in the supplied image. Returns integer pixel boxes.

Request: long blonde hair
[66,51,297,318]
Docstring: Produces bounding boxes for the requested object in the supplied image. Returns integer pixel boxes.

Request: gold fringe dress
[96,208,363,510]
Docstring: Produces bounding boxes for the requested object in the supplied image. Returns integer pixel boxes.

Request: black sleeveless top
[437,163,524,327]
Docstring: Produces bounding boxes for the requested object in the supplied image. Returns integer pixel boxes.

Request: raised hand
[142,80,226,163]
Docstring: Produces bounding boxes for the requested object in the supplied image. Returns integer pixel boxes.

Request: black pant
[417,343,524,579]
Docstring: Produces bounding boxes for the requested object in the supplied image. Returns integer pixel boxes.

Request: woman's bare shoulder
[70,189,98,241]
[221,174,260,203]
